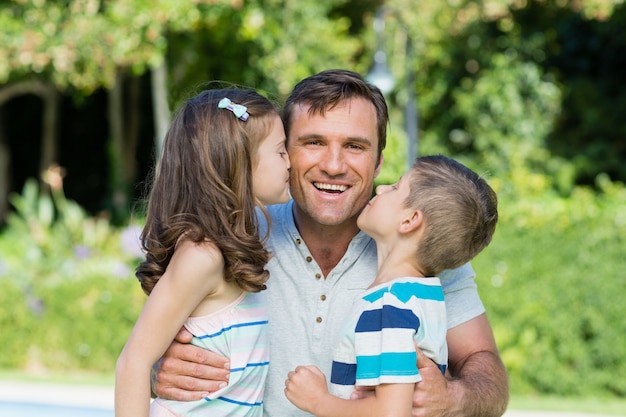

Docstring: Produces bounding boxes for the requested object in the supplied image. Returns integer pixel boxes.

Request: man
[153,69,509,417]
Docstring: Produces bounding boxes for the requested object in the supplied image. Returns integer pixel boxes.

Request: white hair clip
[218,97,249,121]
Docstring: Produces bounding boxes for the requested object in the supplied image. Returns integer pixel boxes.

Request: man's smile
[313,182,348,193]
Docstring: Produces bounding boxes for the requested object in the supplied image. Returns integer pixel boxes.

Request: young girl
[115,88,291,417]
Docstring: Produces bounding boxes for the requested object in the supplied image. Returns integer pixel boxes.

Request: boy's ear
[398,210,423,234]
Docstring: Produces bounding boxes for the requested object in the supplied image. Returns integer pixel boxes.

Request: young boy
[284,154,499,417]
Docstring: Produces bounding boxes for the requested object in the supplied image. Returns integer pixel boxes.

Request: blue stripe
[356,352,418,379]
[230,361,270,373]
[362,287,388,303]
[196,320,268,339]
[355,305,420,333]
[362,281,444,303]
[205,397,263,407]
[330,361,357,385]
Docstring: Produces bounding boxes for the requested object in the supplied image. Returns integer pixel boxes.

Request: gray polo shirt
[260,200,485,417]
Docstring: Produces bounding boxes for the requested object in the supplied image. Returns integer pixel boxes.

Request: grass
[509,395,626,415]
[0,369,114,387]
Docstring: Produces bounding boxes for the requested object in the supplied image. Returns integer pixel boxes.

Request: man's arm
[153,328,231,401]
[412,313,509,417]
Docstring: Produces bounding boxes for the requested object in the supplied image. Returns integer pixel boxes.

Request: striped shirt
[329,277,448,399]
[151,291,269,416]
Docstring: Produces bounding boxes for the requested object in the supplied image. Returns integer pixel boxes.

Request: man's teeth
[314,183,348,192]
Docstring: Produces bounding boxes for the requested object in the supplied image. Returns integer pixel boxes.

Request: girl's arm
[115,241,225,417]
[285,365,414,417]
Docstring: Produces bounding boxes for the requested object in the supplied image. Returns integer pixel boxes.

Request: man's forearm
[446,351,509,417]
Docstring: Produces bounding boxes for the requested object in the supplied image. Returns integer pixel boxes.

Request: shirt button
[296,238,301,244]
[315,273,321,280]
[320,294,326,301]
[316,317,322,323]
[306,256,312,262]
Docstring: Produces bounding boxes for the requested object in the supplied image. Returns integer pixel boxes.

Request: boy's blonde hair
[404,155,498,277]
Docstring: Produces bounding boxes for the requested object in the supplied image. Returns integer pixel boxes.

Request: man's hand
[410,314,509,417]
[284,365,329,413]
[153,328,230,401]
[410,347,452,417]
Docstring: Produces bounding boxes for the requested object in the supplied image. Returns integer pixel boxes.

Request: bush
[472,178,626,397]
[0,177,145,372]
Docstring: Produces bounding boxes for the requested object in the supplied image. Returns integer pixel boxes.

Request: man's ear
[374,154,384,179]
[398,210,423,234]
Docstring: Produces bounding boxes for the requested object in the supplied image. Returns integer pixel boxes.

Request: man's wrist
[443,378,466,417]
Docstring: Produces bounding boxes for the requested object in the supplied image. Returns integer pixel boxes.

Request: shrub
[0,177,145,372]
[472,179,626,397]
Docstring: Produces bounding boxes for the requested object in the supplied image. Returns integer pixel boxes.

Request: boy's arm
[285,365,414,417]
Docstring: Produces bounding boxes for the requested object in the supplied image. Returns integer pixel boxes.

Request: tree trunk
[124,75,140,184]
[151,61,170,161]
[0,108,9,225]
[108,69,127,219]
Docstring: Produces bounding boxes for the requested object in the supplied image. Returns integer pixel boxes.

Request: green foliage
[0,179,144,371]
[0,0,239,91]
[164,0,364,105]
[472,180,626,397]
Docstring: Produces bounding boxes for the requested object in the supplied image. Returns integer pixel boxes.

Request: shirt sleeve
[353,295,421,386]
[439,262,486,329]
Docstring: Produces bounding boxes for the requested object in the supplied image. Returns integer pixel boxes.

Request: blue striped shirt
[329,278,448,399]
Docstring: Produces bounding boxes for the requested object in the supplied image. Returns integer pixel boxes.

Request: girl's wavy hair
[136,88,278,295]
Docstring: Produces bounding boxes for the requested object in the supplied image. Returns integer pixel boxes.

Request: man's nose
[319,146,346,175]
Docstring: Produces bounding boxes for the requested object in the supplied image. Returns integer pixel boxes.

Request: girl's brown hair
[136,88,279,295]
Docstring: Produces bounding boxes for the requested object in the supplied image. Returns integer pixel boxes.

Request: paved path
[0,380,113,410]
[0,380,622,416]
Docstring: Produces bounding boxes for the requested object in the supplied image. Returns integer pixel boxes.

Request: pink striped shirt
[151,291,269,416]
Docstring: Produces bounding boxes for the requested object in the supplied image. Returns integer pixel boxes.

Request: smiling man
[153,69,509,417]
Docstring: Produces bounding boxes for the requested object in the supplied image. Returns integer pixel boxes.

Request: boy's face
[357,173,414,241]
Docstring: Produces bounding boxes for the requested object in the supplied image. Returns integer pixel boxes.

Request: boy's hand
[284,365,329,412]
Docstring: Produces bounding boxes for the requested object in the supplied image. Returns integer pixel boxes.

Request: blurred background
[0,0,625,413]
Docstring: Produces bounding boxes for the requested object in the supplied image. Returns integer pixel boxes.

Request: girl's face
[253,115,291,205]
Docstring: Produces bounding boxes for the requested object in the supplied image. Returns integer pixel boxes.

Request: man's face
[286,98,382,228]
